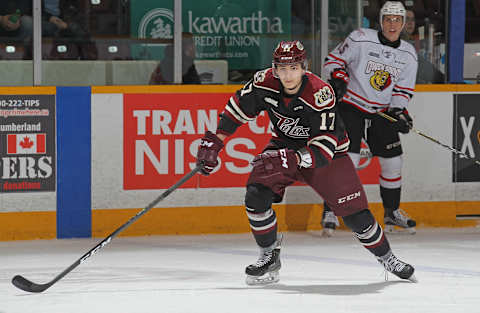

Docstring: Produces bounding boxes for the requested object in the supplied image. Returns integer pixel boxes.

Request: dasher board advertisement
[453,94,480,182]
[123,92,380,190]
[0,95,56,192]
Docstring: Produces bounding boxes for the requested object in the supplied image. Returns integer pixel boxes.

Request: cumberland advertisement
[0,95,56,193]
[130,0,291,70]
[123,93,380,190]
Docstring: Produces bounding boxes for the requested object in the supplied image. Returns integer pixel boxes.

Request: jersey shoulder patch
[252,68,280,93]
[299,72,336,111]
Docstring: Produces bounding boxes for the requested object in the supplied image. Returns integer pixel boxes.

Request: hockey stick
[377,111,480,166]
[12,164,203,293]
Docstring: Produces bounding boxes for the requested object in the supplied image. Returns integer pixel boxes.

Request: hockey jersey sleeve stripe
[393,85,414,91]
[324,61,345,68]
[392,93,410,101]
[347,88,389,106]
[222,110,243,125]
[217,111,242,135]
[308,134,338,148]
[327,53,347,65]
[343,99,382,113]
[393,88,413,98]
[225,106,249,124]
[227,96,255,123]
[336,138,350,152]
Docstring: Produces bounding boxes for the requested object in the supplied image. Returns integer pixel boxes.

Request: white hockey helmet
[379,1,406,29]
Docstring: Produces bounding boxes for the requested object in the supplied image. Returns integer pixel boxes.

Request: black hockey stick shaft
[377,111,480,166]
[12,164,202,293]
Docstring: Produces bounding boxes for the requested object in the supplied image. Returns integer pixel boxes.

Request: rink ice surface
[1,228,480,313]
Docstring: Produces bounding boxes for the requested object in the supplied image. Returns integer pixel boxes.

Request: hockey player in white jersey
[321,1,418,236]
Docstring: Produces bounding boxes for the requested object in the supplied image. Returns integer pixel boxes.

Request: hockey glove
[196,131,224,175]
[328,68,349,101]
[386,107,413,134]
[251,149,298,178]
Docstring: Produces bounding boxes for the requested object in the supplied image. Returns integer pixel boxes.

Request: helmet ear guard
[379,1,406,29]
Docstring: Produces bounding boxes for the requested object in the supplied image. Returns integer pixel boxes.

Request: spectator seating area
[1,0,479,84]
[0,59,229,85]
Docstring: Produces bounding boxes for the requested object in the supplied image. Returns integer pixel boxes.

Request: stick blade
[12,275,50,293]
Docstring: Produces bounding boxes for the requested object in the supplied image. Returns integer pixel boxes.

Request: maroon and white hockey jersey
[217,68,350,168]
[324,28,418,113]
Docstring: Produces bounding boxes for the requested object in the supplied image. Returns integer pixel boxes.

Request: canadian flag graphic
[7,133,46,154]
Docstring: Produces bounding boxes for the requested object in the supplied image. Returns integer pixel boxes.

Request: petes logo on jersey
[313,86,334,107]
[271,110,310,138]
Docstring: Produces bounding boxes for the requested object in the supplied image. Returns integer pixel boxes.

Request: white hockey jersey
[324,28,418,113]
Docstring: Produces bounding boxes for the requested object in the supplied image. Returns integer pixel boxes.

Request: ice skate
[245,235,283,286]
[377,251,417,283]
[321,210,339,237]
[384,209,416,234]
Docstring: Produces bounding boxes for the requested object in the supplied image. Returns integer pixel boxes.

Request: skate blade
[384,225,416,235]
[245,271,279,286]
[321,228,335,237]
[408,273,418,283]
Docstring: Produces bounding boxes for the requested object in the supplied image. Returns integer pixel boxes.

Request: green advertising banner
[328,0,360,51]
[130,0,291,70]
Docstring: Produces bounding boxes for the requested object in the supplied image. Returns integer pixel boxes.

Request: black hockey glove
[196,131,224,175]
[328,68,349,101]
[386,107,413,134]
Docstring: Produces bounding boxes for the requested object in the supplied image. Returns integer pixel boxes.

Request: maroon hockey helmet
[272,40,307,67]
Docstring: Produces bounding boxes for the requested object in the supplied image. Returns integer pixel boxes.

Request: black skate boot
[321,209,339,237]
[245,235,283,285]
[384,209,416,234]
[377,251,417,282]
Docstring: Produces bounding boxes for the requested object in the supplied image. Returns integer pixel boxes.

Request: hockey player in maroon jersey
[196,40,416,285]
[321,1,418,236]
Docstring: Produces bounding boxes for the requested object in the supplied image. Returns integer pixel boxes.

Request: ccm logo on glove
[279,149,289,168]
[200,141,214,148]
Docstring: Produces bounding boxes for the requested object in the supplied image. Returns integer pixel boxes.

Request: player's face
[275,63,305,95]
[382,14,404,42]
